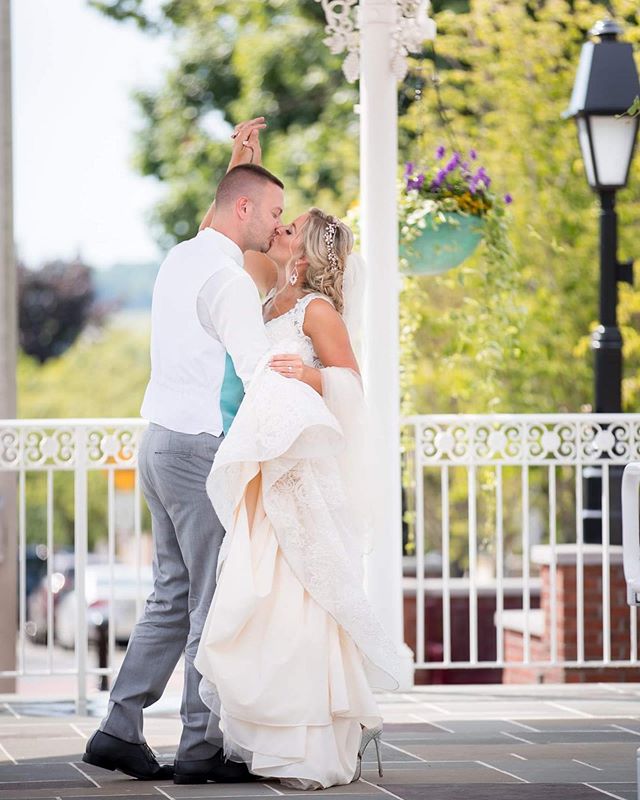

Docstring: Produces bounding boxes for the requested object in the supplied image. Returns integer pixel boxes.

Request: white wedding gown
[194,293,401,790]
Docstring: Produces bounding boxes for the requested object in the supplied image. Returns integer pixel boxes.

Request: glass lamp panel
[589,115,638,188]
[576,118,596,186]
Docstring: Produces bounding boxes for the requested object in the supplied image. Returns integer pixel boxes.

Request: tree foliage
[18,259,108,364]
[400,0,640,414]
[91,0,360,247]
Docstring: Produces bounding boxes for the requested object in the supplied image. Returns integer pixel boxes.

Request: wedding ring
[288,366,292,372]
[242,139,250,146]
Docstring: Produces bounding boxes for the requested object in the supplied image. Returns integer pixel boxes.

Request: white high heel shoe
[352,724,384,781]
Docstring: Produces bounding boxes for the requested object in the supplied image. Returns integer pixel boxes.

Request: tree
[91,0,361,247]
[18,259,109,364]
[399,0,640,416]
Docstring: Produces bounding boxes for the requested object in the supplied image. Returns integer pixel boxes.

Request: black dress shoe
[82,730,174,781]
[174,749,259,784]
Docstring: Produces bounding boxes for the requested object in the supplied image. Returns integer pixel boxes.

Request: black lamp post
[565,19,640,543]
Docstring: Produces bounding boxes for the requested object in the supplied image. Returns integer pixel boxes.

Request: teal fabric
[220,353,245,435]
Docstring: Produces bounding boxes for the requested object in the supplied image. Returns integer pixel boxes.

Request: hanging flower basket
[400,212,485,275]
[399,147,512,276]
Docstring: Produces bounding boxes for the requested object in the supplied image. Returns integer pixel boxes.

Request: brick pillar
[502,545,640,683]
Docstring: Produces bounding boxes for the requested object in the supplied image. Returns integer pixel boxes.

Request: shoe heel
[82,752,116,772]
[354,725,384,781]
[372,734,383,777]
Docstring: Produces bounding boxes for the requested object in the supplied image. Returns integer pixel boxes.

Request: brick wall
[403,546,640,684]
[404,585,540,685]
[501,545,640,683]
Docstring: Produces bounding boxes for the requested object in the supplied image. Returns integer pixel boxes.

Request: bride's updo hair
[300,208,354,314]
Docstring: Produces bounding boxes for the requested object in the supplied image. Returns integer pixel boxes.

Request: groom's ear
[235,195,251,220]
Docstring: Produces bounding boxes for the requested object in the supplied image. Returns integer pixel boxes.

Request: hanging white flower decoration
[314,0,436,83]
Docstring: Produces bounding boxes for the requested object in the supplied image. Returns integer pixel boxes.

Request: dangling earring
[289,265,299,286]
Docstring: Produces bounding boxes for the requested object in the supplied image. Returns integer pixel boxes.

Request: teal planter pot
[400,212,485,275]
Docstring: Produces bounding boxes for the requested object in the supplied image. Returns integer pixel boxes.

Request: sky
[12,0,171,268]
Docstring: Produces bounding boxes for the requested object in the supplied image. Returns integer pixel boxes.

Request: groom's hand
[269,354,305,380]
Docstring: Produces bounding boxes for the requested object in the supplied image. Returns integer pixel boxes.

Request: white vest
[140,229,243,435]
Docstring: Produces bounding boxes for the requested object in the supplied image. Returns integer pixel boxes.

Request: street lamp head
[588,18,622,39]
[564,19,640,191]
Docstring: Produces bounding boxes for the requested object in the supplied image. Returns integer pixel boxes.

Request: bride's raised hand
[228,117,266,171]
[200,117,267,230]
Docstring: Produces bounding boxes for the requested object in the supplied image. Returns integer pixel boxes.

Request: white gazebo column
[0,0,17,692]
[359,0,414,689]
[316,0,434,689]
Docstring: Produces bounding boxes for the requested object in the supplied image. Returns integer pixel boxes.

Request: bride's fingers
[269,362,296,370]
[239,123,266,143]
[269,358,300,368]
[236,116,266,129]
[269,356,303,378]
[231,117,267,138]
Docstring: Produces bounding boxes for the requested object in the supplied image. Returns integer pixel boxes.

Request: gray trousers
[100,423,224,761]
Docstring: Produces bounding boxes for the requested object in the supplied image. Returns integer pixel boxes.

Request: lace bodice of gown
[264,292,332,368]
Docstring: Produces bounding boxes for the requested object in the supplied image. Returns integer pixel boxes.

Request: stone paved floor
[0,683,638,800]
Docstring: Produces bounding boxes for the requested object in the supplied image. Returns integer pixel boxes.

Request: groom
[84,141,285,783]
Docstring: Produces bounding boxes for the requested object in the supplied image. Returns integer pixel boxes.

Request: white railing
[1,415,640,706]
[0,419,147,712]
[403,414,640,677]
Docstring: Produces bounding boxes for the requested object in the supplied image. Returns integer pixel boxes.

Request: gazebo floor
[0,683,637,799]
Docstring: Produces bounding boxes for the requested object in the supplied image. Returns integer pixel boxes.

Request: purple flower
[404,161,414,177]
[407,174,425,191]
[431,168,447,188]
[469,178,478,194]
[473,167,491,188]
[504,193,513,204]
[445,152,461,173]
[470,149,478,160]
[436,145,446,160]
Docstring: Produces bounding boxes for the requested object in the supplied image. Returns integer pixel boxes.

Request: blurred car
[25,545,49,599]
[26,551,100,644]
[55,563,154,649]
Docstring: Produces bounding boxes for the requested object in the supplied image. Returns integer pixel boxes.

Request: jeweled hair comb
[324,217,339,269]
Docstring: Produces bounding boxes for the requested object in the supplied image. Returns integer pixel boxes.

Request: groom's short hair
[215,164,284,209]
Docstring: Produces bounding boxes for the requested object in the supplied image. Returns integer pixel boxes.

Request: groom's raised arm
[198,269,270,388]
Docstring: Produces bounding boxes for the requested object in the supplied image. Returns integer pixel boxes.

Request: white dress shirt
[140,228,269,435]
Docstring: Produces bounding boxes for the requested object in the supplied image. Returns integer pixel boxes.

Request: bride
[194,124,401,790]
